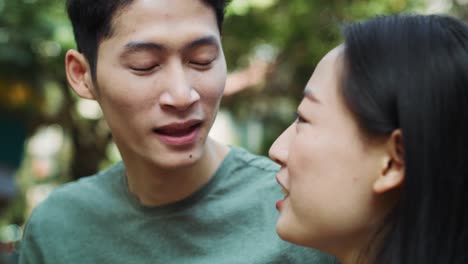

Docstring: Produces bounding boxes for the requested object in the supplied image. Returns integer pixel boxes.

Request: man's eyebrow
[304,89,321,104]
[120,36,218,57]
[121,42,165,56]
[184,35,219,50]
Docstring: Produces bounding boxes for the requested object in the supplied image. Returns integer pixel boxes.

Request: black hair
[341,14,468,263]
[65,0,229,80]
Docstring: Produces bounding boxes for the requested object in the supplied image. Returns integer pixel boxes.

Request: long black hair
[341,14,468,263]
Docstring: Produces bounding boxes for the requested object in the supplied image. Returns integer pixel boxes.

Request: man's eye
[190,58,216,68]
[191,61,211,66]
[131,65,159,72]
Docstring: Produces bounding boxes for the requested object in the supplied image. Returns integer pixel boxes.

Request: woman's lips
[276,175,289,211]
[276,191,289,211]
[276,199,284,210]
[153,120,202,146]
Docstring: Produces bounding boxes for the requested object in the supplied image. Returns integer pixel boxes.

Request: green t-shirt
[19,147,336,263]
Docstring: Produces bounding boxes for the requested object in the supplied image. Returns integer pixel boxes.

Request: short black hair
[342,14,468,263]
[66,0,230,80]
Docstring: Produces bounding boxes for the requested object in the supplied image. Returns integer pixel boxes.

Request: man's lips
[153,119,202,135]
[152,119,203,146]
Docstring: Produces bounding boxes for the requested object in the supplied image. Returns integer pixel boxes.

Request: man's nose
[159,63,200,111]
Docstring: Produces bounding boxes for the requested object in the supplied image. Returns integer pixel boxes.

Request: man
[19,0,336,263]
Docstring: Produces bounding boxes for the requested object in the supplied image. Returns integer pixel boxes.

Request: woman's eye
[295,112,307,123]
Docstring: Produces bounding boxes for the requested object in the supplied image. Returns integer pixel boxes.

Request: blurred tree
[452,0,468,18]
[222,0,425,154]
[0,0,434,182]
[6,0,461,229]
[0,0,112,186]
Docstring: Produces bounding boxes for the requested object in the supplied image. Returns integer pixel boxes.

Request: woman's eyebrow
[303,89,321,104]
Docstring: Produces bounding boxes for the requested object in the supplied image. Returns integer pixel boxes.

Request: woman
[269,14,468,264]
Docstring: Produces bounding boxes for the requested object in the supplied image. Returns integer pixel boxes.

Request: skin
[269,46,404,263]
[65,0,229,206]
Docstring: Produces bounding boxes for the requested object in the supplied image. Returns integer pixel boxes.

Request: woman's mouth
[276,188,289,210]
[276,175,289,210]
[276,198,286,211]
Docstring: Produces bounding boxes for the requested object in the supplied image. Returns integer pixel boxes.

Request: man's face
[94,0,227,169]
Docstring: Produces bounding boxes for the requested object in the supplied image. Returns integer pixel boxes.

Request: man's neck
[123,138,230,207]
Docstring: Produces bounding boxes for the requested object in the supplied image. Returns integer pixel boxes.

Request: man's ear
[65,50,97,100]
[373,129,405,194]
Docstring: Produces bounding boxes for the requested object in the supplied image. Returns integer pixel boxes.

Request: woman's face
[269,47,390,257]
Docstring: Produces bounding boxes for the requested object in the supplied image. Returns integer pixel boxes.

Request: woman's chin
[276,219,316,249]
[276,218,296,243]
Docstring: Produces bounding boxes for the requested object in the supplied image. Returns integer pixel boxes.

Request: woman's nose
[269,124,295,166]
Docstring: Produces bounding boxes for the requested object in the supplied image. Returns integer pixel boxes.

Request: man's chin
[152,150,203,169]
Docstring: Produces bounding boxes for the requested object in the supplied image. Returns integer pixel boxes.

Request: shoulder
[218,146,280,190]
[47,162,122,204]
[25,162,124,229]
[228,146,280,173]
[19,162,125,262]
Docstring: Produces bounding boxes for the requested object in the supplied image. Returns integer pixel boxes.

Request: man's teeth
[281,188,289,197]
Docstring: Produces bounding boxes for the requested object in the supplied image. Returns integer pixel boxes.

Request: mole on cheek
[189,155,193,159]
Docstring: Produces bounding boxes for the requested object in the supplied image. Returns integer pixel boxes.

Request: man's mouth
[153,120,203,146]
[154,120,202,136]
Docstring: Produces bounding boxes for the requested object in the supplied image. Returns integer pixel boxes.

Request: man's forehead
[108,0,219,41]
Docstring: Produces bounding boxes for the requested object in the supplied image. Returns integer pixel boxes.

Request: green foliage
[452,1,468,19]
[0,0,72,117]
[4,0,456,227]
[222,0,425,154]
[0,0,78,226]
